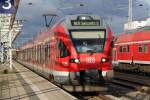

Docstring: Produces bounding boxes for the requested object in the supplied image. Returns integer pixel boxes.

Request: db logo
[86,57,95,64]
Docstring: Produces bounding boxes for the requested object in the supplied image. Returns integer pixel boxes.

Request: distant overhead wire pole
[42,13,57,28]
[128,0,133,22]
[128,0,147,20]
[42,3,85,30]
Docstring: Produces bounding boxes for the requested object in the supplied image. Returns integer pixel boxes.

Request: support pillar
[1,43,4,63]
[9,29,13,71]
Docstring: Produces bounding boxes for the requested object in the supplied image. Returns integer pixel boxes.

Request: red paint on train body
[113,26,150,72]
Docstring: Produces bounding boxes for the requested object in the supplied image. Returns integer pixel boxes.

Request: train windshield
[70,30,106,53]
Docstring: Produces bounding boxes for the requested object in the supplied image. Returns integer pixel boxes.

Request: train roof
[124,26,150,34]
[19,31,50,50]
[115,33,134,44]
[115,28,150,45]
[34,32,49,45]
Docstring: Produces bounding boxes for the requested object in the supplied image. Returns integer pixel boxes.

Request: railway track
[73,72,150,100]
[111,72,150,99]
[18,62,150,100]
[72,83,135,100]
[114,72,150,88]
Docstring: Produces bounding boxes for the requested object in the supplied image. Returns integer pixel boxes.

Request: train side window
[47,44,50,61]
[144,44,148,53]
[41,45,45,64]
[33,47,36,60]
[138,45,143,52]
[122,46,126,52]
[127,45,130,52]
[45,43,50,64]
[57,40,69,58]
[119,46,122,52]
[39,45,42,64]
[45,45,48,64]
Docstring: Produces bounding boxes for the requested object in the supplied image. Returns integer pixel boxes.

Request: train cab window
[144,44,148,53]
[70,30,106,53]
[57,40,69,58]
[138,45,143,52]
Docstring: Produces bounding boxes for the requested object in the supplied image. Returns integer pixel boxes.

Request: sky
[13,0,150,48]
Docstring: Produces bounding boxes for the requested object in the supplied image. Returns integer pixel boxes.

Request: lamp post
[9,29,13,71]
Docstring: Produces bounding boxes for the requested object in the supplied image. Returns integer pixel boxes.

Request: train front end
[54,15,114,86]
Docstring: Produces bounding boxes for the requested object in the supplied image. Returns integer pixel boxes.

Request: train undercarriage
[17,60,113,92]
[113,62,150,76]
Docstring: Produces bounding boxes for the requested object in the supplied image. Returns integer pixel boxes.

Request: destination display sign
[71,20,100,26]
[0,0,15,13]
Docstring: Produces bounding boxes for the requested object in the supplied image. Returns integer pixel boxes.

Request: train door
[112,48,118,66]
[113,48,117,61]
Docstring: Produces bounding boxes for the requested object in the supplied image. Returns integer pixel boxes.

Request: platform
[0,62,77,100]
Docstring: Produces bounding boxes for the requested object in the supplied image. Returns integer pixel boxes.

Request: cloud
[14,0,150,47]
[140,0,150,6]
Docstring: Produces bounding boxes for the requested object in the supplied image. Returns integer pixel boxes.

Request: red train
[17,14,114,91]
[113,26,150,74]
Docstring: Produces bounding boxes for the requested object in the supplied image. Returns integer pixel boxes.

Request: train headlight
[77,16,93,20]
[70,58,80,64]
[74,59,80,63]
[101,58,107,63]
[81,16,86,20]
